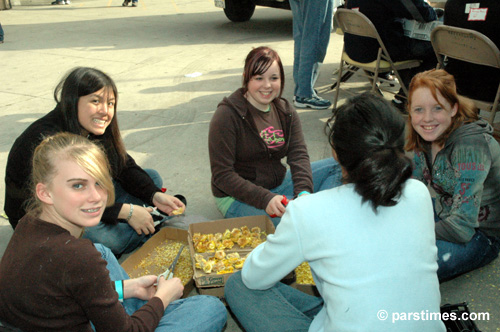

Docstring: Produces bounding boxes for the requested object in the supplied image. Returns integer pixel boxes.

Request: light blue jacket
[242,180,444,332]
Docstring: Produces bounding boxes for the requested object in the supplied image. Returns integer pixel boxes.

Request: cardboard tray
[187,215,318,300]
[187,215,275,297]
[121,227,194,298]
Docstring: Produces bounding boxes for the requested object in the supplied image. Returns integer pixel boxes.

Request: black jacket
[4,109,160,228]
[444,0,500,101]
[345,0,437,62]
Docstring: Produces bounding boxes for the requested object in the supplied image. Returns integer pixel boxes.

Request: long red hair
[405,69,478,152]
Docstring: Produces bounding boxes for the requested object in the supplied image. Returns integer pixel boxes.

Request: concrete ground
[0,0,498,330]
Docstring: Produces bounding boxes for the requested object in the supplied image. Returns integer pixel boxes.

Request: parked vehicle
[214,0,290,22]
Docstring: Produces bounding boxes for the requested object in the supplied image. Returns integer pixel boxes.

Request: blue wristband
[298,191,310,197]
[115,280,124,302]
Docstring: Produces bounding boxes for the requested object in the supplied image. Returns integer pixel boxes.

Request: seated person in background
[345,0,438,109]
[224,92,445,332]
[0,133,227,332]
[444,0,500,102]
[405,69,500,282]
[209,46,342,227]
[4,67,185,256]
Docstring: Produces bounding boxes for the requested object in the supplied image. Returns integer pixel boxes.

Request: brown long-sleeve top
[209,88,313,210]
[0,215,164,332]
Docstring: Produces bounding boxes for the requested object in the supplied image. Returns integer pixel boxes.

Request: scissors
[144,205,166,226]
[145,205,185,228]
[157,245,186,284]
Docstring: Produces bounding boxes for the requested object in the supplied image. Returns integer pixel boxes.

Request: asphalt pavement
[0,0,498,330]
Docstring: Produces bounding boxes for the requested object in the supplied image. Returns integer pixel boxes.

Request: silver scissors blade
[157,245,185,284]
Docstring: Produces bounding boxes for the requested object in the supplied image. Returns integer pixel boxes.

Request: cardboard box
[402,19,442,41]
[188,215,275,298]
[121,227,194,298]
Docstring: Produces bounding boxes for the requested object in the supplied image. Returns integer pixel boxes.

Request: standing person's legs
[83,169,162,255]
[225,271,323,332]
[290,0,304,97]
[291,0,334,99]
[0,23,4,43]
[436,231,500,282]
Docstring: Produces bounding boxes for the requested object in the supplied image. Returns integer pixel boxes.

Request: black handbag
[440,302,482,332]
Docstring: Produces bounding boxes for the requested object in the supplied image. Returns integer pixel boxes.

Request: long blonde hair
[26,133,115,217]
[405,69,478,152]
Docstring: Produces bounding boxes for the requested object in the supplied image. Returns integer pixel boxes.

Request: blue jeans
[0,23,4,42]
[432,199,500,281]
[95,244,228,332]
[290,0,335,98]
[225,271,323,332]
[83,169,162,255]
[437,231,500,282]
[225,158,342,227]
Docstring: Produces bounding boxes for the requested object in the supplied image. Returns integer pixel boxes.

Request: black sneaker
[294,96,332,110]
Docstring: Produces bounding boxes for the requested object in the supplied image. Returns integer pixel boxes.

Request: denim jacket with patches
[413,119,500,243]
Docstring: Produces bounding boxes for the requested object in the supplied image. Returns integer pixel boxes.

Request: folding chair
[431,25,500,134]
[332,8,422,108]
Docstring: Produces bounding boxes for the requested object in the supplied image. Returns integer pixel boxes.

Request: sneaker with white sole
[294,96,332,110]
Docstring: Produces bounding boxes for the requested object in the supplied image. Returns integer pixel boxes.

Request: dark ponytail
[327,93,412,211]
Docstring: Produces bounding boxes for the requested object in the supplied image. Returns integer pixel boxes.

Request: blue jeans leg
[224,170,296,227]
[225,158,342,227]
[114,169,163,205]
[156,296,227,332]
[95,243,130,280]
[290,0,334,98]
[93,244,142,317]
[83,169,163,255]
[311,157,343,192]
[436,231,500,282]
[225,271,323,332]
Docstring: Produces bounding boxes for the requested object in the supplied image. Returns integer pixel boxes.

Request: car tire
[223,0,256,22]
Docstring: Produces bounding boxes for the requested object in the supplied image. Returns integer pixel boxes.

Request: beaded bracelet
[126,204,134,222]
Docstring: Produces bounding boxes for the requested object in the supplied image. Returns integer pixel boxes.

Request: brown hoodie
[209,88,313,210]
